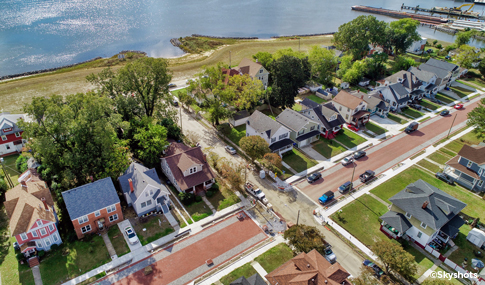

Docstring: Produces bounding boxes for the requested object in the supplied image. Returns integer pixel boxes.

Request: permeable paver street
[99,212,267,285]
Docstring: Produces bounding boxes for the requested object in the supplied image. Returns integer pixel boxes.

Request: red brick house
[4,169,62,255]
[0,112,29,157]
[62,177,123,239]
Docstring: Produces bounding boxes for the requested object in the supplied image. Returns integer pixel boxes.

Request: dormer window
[15,132,21,137]
[298,129,304,135]
[310,126,315,131]
[467,161,473,168]
[259,69,263,73]
[405,212,412,219]
[271,137,276,143]
[3,128,12,132]
[420,222,427,229]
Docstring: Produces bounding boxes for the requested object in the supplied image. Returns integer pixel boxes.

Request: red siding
[72,203,123,239]
[0,131,23,144]
[15,219,59,245]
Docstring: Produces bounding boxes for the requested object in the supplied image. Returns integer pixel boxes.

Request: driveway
[117,220,143,252]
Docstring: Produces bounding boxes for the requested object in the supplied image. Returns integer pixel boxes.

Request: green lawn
[282,149,318,173]
[457,79,482,90]
[427,152,451,165]
[418,117,430,123]
[420,99,439,110]
[306,94,327,104]
[440,148,457,157]
[370,167,485,219]
[292,104,302,111]
[450,87,472,98]
[206,184,241,211]
[334,128,367,149]
[458,131,483,145]
[1,154,21,186]
[448,225,483,272]
[108,226,130,257]
[133,215,175,246]
[331,194,389,247]
[311,138,347,158]
[402,108,425,119]
[351,86,369,93]
[462,76,485,88]
[171,88,187,98]
[254,243,294,273]
[436,93,455,104]
[0,237,32,285]
[365,122,386,135]
[387,113,408,124]
[445,140,465,153]
[227,125,246,146]
[405,246,435,280]
[220,262,257,285]
[425,267,462,285]
[186,200,213,221]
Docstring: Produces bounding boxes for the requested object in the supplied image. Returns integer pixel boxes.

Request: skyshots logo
[429,271,477,280]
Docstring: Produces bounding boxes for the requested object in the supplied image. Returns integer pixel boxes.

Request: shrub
[178,192,195,205]
[206,190,215,198]
[15,155,29,173]
[16,253,25,261]
[50,244,59,251]
[88,246,94,253]
[37,250,45,258]
[0,178,7,193]
[436,44,442,49]
[195,195,202,202]
[211,183,220,192]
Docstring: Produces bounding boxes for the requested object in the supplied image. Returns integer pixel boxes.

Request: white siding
[406,226,432,246]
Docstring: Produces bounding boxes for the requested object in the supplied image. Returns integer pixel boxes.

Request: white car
[124,226,139,245]
[225,145,236,155]
[341,156,354,166]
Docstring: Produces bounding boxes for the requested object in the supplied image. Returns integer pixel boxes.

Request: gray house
[376,83,410,112]
[119,162,171,216]
[445,144,485,191]
[299,98,346,139]
[276,109,320,148]
[245,110,293,155]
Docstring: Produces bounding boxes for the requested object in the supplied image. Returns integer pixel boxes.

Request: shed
[229,110,250,127]
[359,77,370,87]
[340,82,350,89]
[467,228,485,248]
[316,88,333,101]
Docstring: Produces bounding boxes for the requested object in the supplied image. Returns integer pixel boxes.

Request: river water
[1,0,485,76]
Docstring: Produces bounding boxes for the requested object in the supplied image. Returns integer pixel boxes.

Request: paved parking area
[117,220,143,252]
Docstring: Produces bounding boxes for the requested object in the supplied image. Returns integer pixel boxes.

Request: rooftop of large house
[332,90,363,109]
[236,58,266,78]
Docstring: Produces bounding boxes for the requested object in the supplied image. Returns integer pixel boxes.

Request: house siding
[454,156,485,191]
[15,219,62,251]
[0,131,24,156]
[72,203,123,239]
[161,159,182,192]
[390,204,435,236]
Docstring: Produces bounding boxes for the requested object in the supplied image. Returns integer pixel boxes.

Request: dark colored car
[168,83,177,88]
[359,170,375,183]
[338,181,353,194]
[435,172,454,185]
[13,242,20,251]
[405,122,419,134]
[440,110,450,116]
[363,259,385,279]
[307,172,322,183]
[353,150,366,160]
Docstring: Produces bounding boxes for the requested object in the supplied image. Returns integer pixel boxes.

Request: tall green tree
[87,57,175,122]
[133,119,168,165]
[342,60,366,85]
[350,266,382,285]
[19,93,130,190]
[467,98,485,138]
[269,55,311,108]
[392,56,417,73]
[387,18,421,55]
[308,46,337,86]
[333,15,387,59]
[372,240,417,281]
[273,48,306,60]
[220,74,264,110]
[252,52,273,71]
[336,55,354,78]
[365,52,388,80]
[478,60,485,78]
[284,224,327,255]
[455,45,482,69]
[455,31,474,46]
[205,97,232,126]
[239,136,271,163]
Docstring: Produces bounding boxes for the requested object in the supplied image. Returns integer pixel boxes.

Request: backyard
[447,225,485,272]
[130,214,175,246]
[311,137,347,159]
[1,154,21,186]
[282,149,318,173]
[334,128,367,149]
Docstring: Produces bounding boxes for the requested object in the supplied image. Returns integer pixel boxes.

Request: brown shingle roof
[222,68,241,85]
[4,181,55,236]
[164,142,191,157]
[332,90,363,109]
[266,249,351,285]
[237,58,264,78]
[446,156,480,179]
[163,146,215,191]
[458,144,485,164]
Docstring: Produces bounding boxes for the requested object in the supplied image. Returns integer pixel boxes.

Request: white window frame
[81,225,91,234]
[271,137,276,143]
[32,231,38,237]
[36,240,43,248]
[141,202,147,208]
[298,129,304,135]
[420,222,427,229]
[310,126,315,131]
[147,200,152,206]
[36,221,42,227]
[417,231,422,238]
[78,215,88,224]
[40,228,47,235]
[259,69,263,73]
[95,210,100,217]
[478,180,484,187]
[45,238,51,247]
[15,132,21,138]
[405,212,412,219]
[107,205,116,213]
[48,224,54,232]
[149,189,153,196]
[1,135,6,141]
[53,233,59,242]
[109,214,118,222]
[20,233,28,240]
[467,161,473,168]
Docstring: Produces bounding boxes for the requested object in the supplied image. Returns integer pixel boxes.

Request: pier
[401,4,482,19]
[351,6,449,25]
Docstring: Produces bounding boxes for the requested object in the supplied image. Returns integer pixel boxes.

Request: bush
[16,253,25,261]
[0,178,7,193]
[15,155,29,173]
[37,250,45,258]
[211,183,220,192]
[195,195,202,202]
[178,192,195,205]
[436,44,442,49]
[206,190,215,198]
[50,244,59,251]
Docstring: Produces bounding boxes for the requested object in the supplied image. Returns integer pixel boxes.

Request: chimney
[203,154,207,162]
[361,94,364,99]
[128,178,134,193]
[21,180,27,188]
[41,197,48,211]
[422,201,429,209]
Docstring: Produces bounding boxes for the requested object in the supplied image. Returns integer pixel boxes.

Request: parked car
[245,181,269,204]
[168,83,177,88]
[353,150,366,160]
[225,145,236,155]
[318,191,335,205]
[307,172,322,183]
[359,170,375,183]
[435,172,454,185]
[445,55,452,60]
[454,103,464,110]
[363,259,385,279]
[341,156,354,166]
[13,241,20,251]
[324,245,337,264]
[124,226,139,245]
[172,98,179,107]
[338,181,353,194]
[440,110,450,116]
[347,124,359,132]
[404,122,419,134]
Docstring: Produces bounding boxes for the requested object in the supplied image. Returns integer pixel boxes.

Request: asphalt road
[299,99,480,202]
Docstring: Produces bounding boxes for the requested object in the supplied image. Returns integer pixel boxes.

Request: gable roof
[265,249,351,285]
[389,180,466,231]
[62,177,120,221]
[162,146,215,191]
[276,109,318,132]
[380,211,413,233]
[380,83,409,104]
[419,64,450,79]
[332,90,363,109]
[164,142,191,157]
[458,144,485,164]
[355,91,389,111]
[425,58,459,72]
[230,273,266,285]
[0,113,28,136]
[300,98,320,109]
[237,58,266,78]
[384,70,422,90]
[247,110,286,139]
[408,66,437,82]
[119,162,169,204]
[4,181,55,236]
[232,110,250,121]
[300,102,345,131]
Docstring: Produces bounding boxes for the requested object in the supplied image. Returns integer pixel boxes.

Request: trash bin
[260,170,266,179]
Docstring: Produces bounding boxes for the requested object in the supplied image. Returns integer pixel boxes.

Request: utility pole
[296,210,300,226]
[229,51,231,67]
[0,158,14,189]
[447,113,458,139]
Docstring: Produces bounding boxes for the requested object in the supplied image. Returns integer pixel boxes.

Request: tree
[392,56,417,73]
[342,60,366,85]
[160,117,182,140]
[387,18,421,54]
[433,40,438,46]
[184,130,201,147]
[221,74,264,110]
[269,55,311,108]
[263,153,283,172]
[133,119,168,166]
[455,45,482,69]
[219,161,244,191]
[336,55,353,78]
[333,15,387,59]
[455,31,473,46]
[205,97,232,126]
[239,136,271,163]
[436,43,443,49]
[19,93,130,190]
[467,98,485,138]
[308,46,337,85]
[252,52,273,71]
[87,57,175,122]
[273,48,306,60]
[16,154,29,173]
[178,91,195,109]
[365,52,388,80]
[284,224,327,255]
[350,266,382,285]
[372,240,417,280]
[478,60,485,78]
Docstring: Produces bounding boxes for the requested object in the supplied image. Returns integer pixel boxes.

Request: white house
[375,83,410,112]
[276,109,321,148]
[229,110,250,127]
[246,110,294,155]
[408,66,440,96]
[332,90,370,127]
[407,37,427,54]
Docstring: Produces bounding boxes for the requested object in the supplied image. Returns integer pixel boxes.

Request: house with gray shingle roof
[245,110,293,155]
[375,82,410,112]
[62,177,123,239]
[352,91,389,118]
[276,109,320,148]
[0,112,30,156]
[444,144,485,192]
[119,162,171,216]
[380,180,466,248]
[299,98,346,139]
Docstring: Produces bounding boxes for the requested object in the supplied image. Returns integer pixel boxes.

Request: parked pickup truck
[324,243,337,264]
[359,170,375,183]
[245,181,269,204]
[318,191,335,205]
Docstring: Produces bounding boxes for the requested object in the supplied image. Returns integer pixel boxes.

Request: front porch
[186,179,215,195]
[380,223,403,240]
[321,126,341,139]
[443,165,476,190]
[352,110,370,127]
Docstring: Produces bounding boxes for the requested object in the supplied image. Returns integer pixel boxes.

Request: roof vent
[422,201,429,209]
[307,264,310,268]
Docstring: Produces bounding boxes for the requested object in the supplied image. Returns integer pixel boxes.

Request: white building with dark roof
[276,109,320,148]
[245,110,293,155]
[299,98,346,139]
